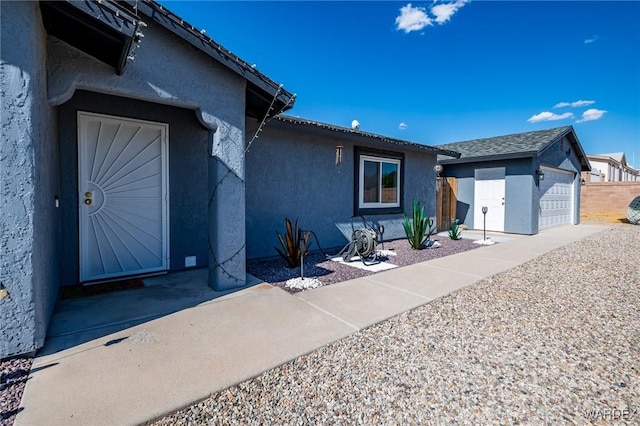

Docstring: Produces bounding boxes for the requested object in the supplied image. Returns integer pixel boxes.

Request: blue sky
[159,1,640,167]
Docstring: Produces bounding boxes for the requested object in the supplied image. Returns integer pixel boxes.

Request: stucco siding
[443,134,585,236]
[1,1,59,358]
[505,174,535,234]
[246,122,438,260]
[47,18,248,289]
[58,91,211,285]
[443,159,536,233]
[537,135,582,225]
[454,177,475,228]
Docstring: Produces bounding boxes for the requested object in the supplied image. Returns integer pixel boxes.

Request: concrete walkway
[15,224,609,426]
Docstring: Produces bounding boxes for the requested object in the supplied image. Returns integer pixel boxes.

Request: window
[355,149,403,214]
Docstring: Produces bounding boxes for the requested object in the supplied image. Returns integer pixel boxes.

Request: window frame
[354,147,404,215]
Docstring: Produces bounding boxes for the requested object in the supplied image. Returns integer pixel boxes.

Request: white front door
[474,168,506,232]
[78,112,169,283]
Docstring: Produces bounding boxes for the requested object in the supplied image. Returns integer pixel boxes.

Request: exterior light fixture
[335,145,343,166]
[536,169,545,180]
[580,178,586,185]
[434,163,443,176]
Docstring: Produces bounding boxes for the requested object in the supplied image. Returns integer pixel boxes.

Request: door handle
[501,197,505,206]
[84,191,93,206]
[85,199,92,205]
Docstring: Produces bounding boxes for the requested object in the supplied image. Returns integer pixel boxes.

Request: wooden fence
[436,177,457,232]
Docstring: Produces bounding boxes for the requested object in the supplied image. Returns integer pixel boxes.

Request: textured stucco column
[207,123,247,290]
[1,1,58,358]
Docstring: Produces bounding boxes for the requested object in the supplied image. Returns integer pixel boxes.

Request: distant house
[436,126,590,234]
[1,0,295,358]
[585,152,640,182]
[245,115,459,260]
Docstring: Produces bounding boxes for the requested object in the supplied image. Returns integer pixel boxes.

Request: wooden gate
[436,177,457,232]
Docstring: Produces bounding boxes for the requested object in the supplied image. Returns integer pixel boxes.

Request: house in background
[436,126,591,234]
[1,0,295,358]
[585,152,640,182]
[245,115,460,260]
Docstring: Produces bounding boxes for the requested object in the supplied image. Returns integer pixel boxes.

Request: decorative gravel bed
[0,356,33,426]
[248,236,482,293]
[154,225,639,425]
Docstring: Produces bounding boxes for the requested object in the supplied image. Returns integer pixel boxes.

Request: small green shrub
[448,219,462,240]
[402,199,434,249]
[275,218,311,268]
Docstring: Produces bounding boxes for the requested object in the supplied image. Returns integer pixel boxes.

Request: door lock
[85,199,92,205]
[501,197,505,206]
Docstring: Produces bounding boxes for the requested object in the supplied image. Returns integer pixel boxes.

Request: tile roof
[274,115,460,158]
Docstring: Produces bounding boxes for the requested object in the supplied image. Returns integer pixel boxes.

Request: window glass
[381,162,398,203]
[363,160,380,203]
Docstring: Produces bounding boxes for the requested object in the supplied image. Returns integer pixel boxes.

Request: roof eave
[274,116,459,157]
[131,0,295,117]
[538,126,591,172]
[440,151,537,165]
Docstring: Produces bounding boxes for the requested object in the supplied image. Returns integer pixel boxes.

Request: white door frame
[474,167,506,232]
[78,111,169,283]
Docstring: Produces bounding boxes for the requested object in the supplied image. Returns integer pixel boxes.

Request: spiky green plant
[402,199,434,249]
[275,218,311,268]
[448,218,462,240]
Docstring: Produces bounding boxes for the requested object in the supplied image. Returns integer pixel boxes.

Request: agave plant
[402,199,434,249]
[448,218,462,240]
[275,218,311,268]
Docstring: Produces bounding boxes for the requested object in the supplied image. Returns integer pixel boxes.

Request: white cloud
[398,122,408,130]
[431,0,468,24]
[395,4,432,33]
[554,100,595,108]
[395,1,468,33]
[576,108,607,123]
[527,111,574,123]
[584,36,598,44]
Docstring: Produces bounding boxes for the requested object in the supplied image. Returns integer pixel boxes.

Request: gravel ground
[248,236,482,294]
[0,356,32,426]
[154,225,639,425]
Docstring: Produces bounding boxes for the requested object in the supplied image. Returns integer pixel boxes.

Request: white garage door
[539,166,575,230]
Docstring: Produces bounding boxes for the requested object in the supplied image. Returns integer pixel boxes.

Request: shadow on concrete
[40,269,261,356]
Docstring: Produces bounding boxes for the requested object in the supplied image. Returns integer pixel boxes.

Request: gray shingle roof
[275,115,460,158]
[436,125,590,171]
[437,126,573,160]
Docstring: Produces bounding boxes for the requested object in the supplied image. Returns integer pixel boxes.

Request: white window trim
[358,155,401,209]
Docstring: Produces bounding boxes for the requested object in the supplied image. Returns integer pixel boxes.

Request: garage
[539,166,575,229]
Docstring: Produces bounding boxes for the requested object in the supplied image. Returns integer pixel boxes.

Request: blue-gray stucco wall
[442,133,583,235]
[2,1,250,357]
[536,135,582,227]
[47,15,248,290]
[443,159,536,234]
[58,91,211,286]
[245,120,438,260]
[1,1,60,358]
